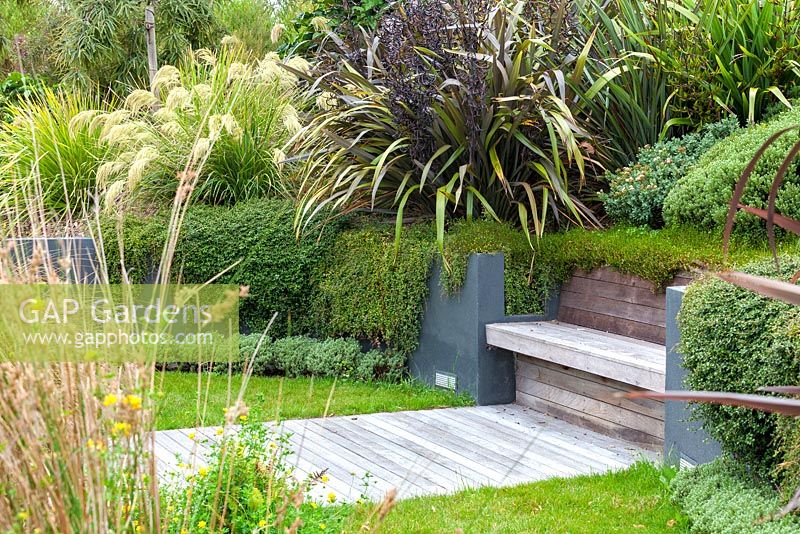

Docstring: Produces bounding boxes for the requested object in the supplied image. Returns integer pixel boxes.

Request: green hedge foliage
[680,257,800,475]
[530,225,750,298]
[664,107,800,236]
[239,334,405,382]
[102,198,342,338]
[310,224,437,355]
[441,219,542,315]
[671,457,800,533]
[601,117,739,228]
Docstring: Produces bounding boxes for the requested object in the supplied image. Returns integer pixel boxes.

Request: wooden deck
[155,405,657,503]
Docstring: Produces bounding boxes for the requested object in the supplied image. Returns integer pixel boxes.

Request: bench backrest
[556,267,692,345]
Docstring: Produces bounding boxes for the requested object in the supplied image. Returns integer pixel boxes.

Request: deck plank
[154,405,659,503]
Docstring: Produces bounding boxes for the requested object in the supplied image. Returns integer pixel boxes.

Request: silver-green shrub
[600,117,739,228]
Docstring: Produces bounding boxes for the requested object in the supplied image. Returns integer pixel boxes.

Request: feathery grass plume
[120,39,311,205]
[271,23,286,44]
[152,65,182,93]
[0,89,110,216]
[124,90,159,113]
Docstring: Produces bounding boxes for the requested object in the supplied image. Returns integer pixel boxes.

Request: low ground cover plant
[241,334,405,383]
[671,457,800,533]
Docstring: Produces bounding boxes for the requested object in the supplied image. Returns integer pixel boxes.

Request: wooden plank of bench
[558,306,666,345]
[559,291,666,325]
[516,356,664,420]
[562,275,666,309]
[516,376,664,439]
[516,391,663,450]
[486,322,665,392]
[576,267,656,289]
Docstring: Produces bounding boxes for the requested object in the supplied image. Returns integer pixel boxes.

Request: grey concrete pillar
[409,253,545,405]
[665,286,721,467]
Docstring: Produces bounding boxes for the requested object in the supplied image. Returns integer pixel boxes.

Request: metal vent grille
[435,371,457,390]
[679,456,696,470]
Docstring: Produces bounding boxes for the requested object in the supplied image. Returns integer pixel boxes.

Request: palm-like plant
[288,0,603,248]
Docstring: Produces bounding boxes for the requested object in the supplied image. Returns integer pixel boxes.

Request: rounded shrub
[679,256,800,475]
[663,107,800,236]
[241,333,405,382]
[600,117,739,228]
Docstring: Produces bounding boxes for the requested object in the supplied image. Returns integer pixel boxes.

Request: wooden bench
[486,267,692,449]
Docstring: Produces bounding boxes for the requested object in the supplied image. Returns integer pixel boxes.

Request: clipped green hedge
[310,224,437,355]
[102,198,342,337]
[680,257,800,475]
[664,107,800,236]
[671,457,800,533]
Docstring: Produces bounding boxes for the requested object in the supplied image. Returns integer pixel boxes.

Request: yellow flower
[102,393,118,407]
[181,530,189,534]
[86,438,95,449]
[327,492,336,503]
[112,421,132,437]
[123,394,142,410]
[239,415,248,422]
[136,527,144,533]
[16,511,29,521]
[310,502,318,509]
[215,427,224,436]
[268,441,277,450]
[258,519,267,527]
[188,432,196,441]
[198,520,207,529]
[319,523,327,530]
[198,466,209,477]
[321,474,329,483]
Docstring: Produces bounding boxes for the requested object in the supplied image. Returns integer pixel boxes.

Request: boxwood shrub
[102,198,343,337]
[664,107,800,236]
[601,117,739,228]
[679,256,800,475]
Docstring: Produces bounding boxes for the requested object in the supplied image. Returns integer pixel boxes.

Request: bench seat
[486,321,666,392]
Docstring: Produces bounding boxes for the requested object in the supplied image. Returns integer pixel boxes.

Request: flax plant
[289,0,606,249]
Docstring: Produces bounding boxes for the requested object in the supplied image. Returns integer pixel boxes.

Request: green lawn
[154,372,472,430]
[347,462,688,533]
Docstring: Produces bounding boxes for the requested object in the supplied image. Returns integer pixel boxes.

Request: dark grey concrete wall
[7,238,99,283]
[409,253,547,405]
[665,286,721,466]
